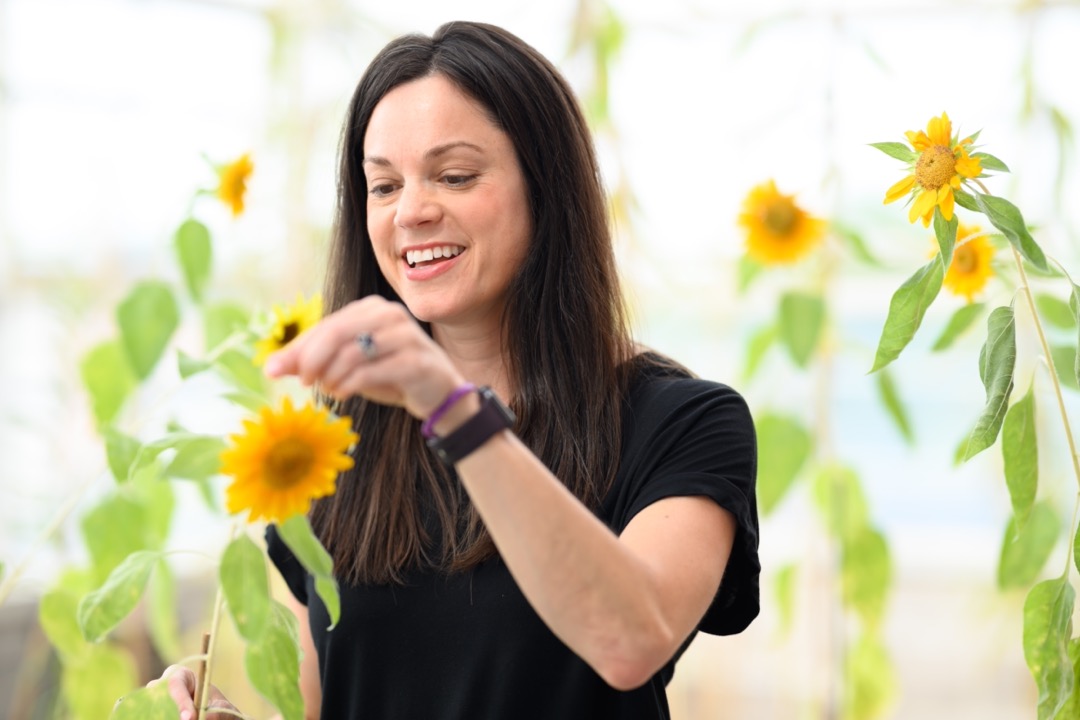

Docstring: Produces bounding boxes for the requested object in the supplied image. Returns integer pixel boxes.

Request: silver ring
[356,332,377,360]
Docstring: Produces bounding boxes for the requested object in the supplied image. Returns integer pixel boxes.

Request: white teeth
[421,248,434,262]
[433,246,444,259]
[405,246,463,267]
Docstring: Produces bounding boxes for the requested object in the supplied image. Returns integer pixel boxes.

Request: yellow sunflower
[216,153,254,217]
[221,397,358,523]
[883,112,982,227]
[941,224,995,302]
[253,293,323,366]
[738,180,826,265]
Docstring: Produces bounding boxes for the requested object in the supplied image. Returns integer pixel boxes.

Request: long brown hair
[312,21,635,584]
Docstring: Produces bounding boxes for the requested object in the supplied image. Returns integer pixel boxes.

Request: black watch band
[426,386,515,465]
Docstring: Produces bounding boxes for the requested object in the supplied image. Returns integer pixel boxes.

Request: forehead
[363,75,505,156]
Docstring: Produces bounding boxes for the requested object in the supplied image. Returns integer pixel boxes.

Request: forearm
[455,430,676,689]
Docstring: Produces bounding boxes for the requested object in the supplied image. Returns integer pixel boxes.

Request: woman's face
[362,74,532,330]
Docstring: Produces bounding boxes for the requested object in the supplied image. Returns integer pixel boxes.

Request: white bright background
[2,0,1080,717]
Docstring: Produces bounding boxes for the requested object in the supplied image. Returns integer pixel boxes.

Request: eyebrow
[362,141,485,167]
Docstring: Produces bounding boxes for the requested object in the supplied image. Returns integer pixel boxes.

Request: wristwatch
[426,386,516,464]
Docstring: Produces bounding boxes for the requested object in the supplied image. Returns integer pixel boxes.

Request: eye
[368,183,398,198]
[442,174,477,188]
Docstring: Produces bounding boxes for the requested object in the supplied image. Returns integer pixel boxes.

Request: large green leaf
[755,414,812,515]
[875,368,913,445]
[64,643,138,720]
[870,257,944,373]
[972,151,1011,173]
[1050,345,1079,392]
[842,632,897,720]
[778,291,825,368]
[1055,639,1080,720]
[110,682,178,720]
[933,207,958,270]
[79,340,138,429]
[1036,293,1076,330]
[278,515,340,628]
[1002,381,1038,530]
[245,601,305,720]
[931,302,985,352]
[742,324,777,383]
[77,550,160,642]
[164,436,226,481]
[81,495,152,584]
[39,570,93,659]
[174,218,212,302]
[217,348,270,397]
[841,526,891,628]
[954,188,980,212]
[117,281,180,380]
[869,141,917,163]
[811,464,868,543]
[1023,575,1075,720]
[204,302,250,352]
[103,429,141,484]
[998,502,1060,589]
[146,559,181,661]
[974,193,1048,272]
[965,306,1017,460]
[221,534,271,642]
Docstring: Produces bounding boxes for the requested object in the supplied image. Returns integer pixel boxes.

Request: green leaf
[870,257,944,373]
[217,348,270,397]
[39,570,93,659]
[869,141,917,163]
[79,340,138,429]
[841,526,891,628]
[973,152,1011,173]
[111,681,178,719]
[81,495,152,584]
[1056,344,1080,392]
[245,601,305,720]
[843,632,897,720]
[811,464,869,543]
[174,218,212,302]
[875,368,914,445]
[755,414,812,515]
[221,535,271,641]
[177,349,211,379]
[164,436,225,481]
[778,292,825,368]
[998,502,1060,589]
[933,207,958,270]
[773,563,797,638]
[1002,381,1038,530]
[146,559,181,661]
[1069,283,1080,389]
[954,188,980,213]
[205,302,250,352]
[117,281,180,380]
[223,388,272,413]
[737,255,764,294]
[278,515,340,628]
[77,550,160,642]
[64,643,138,720]
[1055,639,1080,720]
[1023,575,1075,720]
[965,306,1017,460]
[832,222,883,267]
[1036,294,1076,330]
[932,302,985,351]
[104,429,141,483]
[974,193,1048,272]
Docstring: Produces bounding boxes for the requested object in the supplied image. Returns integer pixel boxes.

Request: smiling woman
[155,20,760,720]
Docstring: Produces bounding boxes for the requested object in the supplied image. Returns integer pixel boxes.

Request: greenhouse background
[2,0,1080,717]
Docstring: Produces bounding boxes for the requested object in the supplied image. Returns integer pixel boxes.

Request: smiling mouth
[405,245,464,268]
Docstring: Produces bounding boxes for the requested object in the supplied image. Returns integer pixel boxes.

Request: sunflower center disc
[280,322,300,345]
[264,437,316,489]
[954,243,978,274]
[915,145,957,191]
[763,199,798,236]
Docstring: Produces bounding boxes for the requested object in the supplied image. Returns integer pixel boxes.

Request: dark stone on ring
[356,332,377,360]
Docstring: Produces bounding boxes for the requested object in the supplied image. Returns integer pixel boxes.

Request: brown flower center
[279,322,300,345]
[263,437,315,489]
[954,243,977,274]
[915,145,957,191]
[764,198,798,236]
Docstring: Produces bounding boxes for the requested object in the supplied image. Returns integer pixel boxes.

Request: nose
[394,181,441,229]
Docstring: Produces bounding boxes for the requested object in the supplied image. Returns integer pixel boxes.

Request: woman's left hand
[263,295,464,419]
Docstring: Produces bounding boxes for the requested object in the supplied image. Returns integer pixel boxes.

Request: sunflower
[738,180,826,265]
[883,113,982,227]
[221,397,358,523]
[216,153,254,217]
[941,224,995,302]
[253,294,323,366]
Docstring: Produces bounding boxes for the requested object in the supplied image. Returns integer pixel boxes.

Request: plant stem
[198,524,238,719]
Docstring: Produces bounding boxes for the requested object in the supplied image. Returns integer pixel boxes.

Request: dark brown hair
[311,20,635,583]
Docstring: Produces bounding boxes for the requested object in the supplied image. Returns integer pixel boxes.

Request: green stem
[198,524,238,719]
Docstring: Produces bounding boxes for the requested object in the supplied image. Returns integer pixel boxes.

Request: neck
[431,319,513,400]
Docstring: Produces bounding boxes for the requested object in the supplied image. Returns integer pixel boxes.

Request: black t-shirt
[266,362,759,719]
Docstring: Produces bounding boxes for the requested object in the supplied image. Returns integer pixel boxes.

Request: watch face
[426,386,515,464]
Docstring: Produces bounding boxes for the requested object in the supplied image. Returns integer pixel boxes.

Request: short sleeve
[265,524,310,605]
[612,375,759,636]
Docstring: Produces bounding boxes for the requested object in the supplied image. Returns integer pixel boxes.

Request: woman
[164,20,758,719]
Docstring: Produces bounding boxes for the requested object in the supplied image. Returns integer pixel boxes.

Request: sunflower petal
[938,186,955,222]
[885,175,917,204]
[909,190,938,225]
[955,153,982,178]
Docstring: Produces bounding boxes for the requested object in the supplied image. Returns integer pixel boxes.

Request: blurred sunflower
[739,180,826,265]
[216,153,254,217]
[942,225,995,302]
[254,294,323,366]
[883,113,982,227]
[221,397,358,523]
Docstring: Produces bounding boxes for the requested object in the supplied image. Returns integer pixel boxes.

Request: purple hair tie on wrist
[421,383,477,439]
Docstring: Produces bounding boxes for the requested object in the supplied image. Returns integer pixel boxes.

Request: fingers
[148,665,196,719]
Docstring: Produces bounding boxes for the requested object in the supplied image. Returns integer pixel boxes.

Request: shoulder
[624,352,753,432]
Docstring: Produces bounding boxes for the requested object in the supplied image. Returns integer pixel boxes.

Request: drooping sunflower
[739,180,826,265]
[221,397,358,523]
[942,224,995,302]
[216,153,254,217]
[883,113,982,227]
[253,294,323,366]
